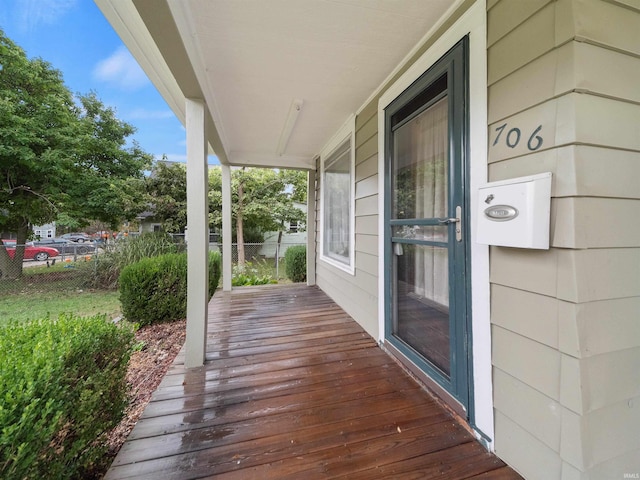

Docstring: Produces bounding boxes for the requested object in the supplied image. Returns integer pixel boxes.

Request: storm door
[384,38,471,412]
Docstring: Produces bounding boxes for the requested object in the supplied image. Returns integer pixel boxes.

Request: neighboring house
[136,211,163,234]
[33,223,56,239]
[97,1,639,478]
[2,223,56,241]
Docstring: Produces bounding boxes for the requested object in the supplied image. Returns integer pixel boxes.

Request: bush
[79,232,181,290]
[119,251,221,325]
[284,245,306,283]
[0,314,134,479]
[209,251,222,294]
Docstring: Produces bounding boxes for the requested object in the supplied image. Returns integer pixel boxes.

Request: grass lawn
[0,290,121,324]
[0,262,121,323]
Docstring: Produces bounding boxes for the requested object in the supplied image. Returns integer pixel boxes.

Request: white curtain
[412,97,449,307]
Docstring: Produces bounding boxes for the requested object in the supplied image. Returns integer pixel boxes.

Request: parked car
[1,240,60,261]
[60,232,91,243]
[32,238,95,255]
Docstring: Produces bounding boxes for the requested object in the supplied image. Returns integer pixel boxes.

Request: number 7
[492,123,507,147]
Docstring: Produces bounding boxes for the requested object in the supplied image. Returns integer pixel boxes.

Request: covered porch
[106,284,519,479]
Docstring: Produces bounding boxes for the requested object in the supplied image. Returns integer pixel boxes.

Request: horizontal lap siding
[316,108,380,338]
[487,0,640,478]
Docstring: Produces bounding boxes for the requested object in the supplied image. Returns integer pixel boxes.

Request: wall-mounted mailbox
[476,172,552,249]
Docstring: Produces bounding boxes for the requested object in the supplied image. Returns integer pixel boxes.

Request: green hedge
[119,251,221,325]
[209,251,221,298]
[0,315,134,479]
[284,245,306,283]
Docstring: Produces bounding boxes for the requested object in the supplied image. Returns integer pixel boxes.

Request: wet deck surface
[106,284,521,479]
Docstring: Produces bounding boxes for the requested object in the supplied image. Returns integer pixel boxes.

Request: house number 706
[492,124,543,151]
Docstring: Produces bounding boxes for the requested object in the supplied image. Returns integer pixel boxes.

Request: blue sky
[0,0,215,164]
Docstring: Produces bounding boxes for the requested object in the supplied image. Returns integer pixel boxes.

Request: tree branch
[5,185,59,212]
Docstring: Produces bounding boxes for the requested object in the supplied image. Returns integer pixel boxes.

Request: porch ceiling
[96,0,457,169]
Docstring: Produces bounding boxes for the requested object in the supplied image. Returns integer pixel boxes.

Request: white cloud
[128,108,175,120]
[15,0,77,32]
[93,46,149,91]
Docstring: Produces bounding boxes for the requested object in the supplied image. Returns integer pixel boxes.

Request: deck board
[106,284,521,480]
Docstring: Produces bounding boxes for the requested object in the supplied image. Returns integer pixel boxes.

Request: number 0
[506,128,521,148]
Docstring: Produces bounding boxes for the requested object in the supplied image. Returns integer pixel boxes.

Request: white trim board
[376,0,492,447]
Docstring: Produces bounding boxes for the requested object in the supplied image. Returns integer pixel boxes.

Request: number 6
[527,125,543,151]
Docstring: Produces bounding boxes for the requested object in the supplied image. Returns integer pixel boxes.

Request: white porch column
[185,98,209,368]
[221,163,233,291]
[306,169,316,286]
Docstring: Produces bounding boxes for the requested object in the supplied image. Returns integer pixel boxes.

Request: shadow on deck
[106,284,521,479]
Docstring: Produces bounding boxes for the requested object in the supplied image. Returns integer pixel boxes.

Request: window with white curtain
[321,129,354,273]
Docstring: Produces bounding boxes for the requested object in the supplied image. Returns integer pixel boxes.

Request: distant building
[33,223,56,239]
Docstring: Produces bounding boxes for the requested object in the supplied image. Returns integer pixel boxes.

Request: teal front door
[384,38,471,414]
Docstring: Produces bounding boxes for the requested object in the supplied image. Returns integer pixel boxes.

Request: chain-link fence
[0,242,101,296]
[221,242,306,283]
[0,240,306,296]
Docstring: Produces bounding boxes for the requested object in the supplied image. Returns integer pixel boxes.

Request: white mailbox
[476,172,552,249]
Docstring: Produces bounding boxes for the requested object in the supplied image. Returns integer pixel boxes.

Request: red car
[1,240,60,261]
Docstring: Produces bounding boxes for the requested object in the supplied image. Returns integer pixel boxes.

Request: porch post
[306,169,316,286]
[184,98,209,368]
[221,163,233,291]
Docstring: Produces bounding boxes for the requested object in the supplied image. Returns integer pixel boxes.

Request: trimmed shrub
[119,253,187,325]
[0,314,134,479]
[209,251,222,294]
[284,245,306,283]
[119,251,221,325]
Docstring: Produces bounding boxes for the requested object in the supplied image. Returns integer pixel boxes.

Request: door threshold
[382,340,466,419]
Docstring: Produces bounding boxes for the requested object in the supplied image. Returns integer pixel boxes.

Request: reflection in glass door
[392,96,452,377]
[385,37,469,411]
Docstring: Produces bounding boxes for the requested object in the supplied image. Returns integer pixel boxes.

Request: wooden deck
[106,284,521,479]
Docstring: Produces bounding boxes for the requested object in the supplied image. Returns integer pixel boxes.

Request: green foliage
[208,166,307,243]
[231,260,275,286]
[238,225,264,244]
[119,251,221,325]
[118,253,187,325]
[79,232,180,290]
[209,251,222,296]
[0,30,152,278]
[144,160,187,233]
[0,314,134,479]
[58,93,152,227]
[285,245,307,283]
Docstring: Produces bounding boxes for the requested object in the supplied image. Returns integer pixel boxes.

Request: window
[320,117,355,273]
[288,220,299,233]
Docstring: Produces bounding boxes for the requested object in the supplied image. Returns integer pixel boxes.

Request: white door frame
[376,0,492,446]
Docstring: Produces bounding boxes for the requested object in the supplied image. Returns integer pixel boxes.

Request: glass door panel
[393,243,450,376]
[392,97,448,221]
[390,94,452,377]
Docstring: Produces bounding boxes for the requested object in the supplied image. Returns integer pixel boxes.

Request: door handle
[438,206,462,242]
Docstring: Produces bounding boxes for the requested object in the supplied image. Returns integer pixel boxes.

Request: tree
[144,160,187,233]
[208,167,307,265]
[0,30,152,278]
